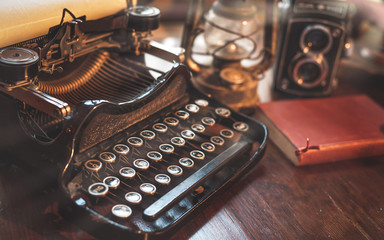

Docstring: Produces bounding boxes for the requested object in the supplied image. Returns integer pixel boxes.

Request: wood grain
[0,141,383,239]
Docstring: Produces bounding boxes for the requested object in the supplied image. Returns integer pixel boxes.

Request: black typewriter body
[0,5,267,240]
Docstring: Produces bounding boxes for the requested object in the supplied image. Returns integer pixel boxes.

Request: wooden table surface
[0,20,384,240]
[0,70,383,240]
[0,137,383,240]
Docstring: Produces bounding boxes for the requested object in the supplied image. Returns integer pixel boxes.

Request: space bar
[143,140,250,219]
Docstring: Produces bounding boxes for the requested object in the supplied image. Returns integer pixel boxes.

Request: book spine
[297,139,384,165]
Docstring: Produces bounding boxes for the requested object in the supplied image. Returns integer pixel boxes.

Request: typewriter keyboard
[69,97,258,225]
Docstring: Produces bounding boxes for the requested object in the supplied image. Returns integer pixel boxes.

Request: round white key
[88,182,108,197]
[195,99,209,107]
[112,204,132,218]
[140,183,156,195]
[167,165,183,176]
[113,144,130,155]
[103,176,120,189]
[133,159,150,170]
[84,159,102,172]
[99,152,116,163]
[155,174,171,184]
[127,137,143,147]
[119,167,136,178]
[125,192,142,204]
[179,157,194,168]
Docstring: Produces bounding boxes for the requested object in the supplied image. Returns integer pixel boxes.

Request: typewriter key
[99,152,116,163]
[125,192,142,204]
[167,165,183,176]
[140,130,156,140]
[181,130,195,140]
[220,129,234,138]
[201,142,215,152]
[171,137,185,146]
[179,157,194,168]
[127,137,143,147]
[133,159,150,170]
[210,136,225,146]
[103,176,120,189]
[140,183,156,195]
[215,107,231,118]
[191,124,205,133]
[112,204,132,218]
[233,122,249,132]
[119,167,136,178]
[113,144,130,155]
[201,117,216,126]
[175,110,189,120]
[190,150,205,160]
[84,159,102,172]
[164,117,179,126]
[155,174,171,184]
[185,104,200,113]
[195,99,209,107]
[147,151,162,162]
[153,123,168,133]
[88,183,109,197]
[159,144,174,153]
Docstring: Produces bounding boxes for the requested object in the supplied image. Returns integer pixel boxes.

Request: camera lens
[297,62,321,83]
[291,57,327,88]
[300,25,332,53]
[304,30,329,51]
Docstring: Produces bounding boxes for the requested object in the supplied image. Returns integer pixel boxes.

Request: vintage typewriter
[0,1,267,239]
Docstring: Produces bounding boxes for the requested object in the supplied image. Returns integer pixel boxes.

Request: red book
[254,95,384,166]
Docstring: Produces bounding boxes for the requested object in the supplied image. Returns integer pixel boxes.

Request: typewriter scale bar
[65,93,266,238]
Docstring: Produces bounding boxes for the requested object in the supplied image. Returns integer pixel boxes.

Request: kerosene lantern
[182,0,277,113]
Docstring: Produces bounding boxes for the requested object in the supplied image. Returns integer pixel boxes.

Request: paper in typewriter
[0,0,127,48]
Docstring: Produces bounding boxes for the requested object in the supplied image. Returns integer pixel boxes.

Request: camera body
[274,0,350,97]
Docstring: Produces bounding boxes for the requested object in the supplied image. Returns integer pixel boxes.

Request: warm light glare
[316,55,323,64]
[345,42,351,49]
[228,43,237,52]
[298,78,303,85]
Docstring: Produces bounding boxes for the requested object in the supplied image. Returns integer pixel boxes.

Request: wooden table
[0,21,383,240]
[0,136,383,240]
[0,70,383,240]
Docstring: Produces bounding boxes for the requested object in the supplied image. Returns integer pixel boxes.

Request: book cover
[255,95,384,166]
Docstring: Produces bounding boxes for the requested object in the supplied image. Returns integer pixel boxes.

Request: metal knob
[0,47,39,86]
[127,6,160,32]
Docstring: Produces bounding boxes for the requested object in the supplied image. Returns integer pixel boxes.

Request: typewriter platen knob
[0,47,39,86]
[127,6,160,32]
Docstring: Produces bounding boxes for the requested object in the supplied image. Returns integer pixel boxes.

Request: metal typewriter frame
[0,5,268,240]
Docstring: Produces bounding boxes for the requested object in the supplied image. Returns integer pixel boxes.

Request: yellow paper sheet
[0,0,127,48]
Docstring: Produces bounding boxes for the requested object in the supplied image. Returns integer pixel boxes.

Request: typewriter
[0,1,267,239]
